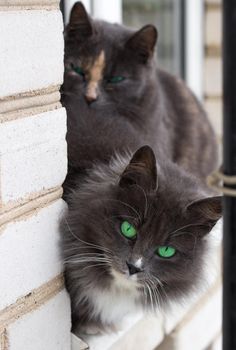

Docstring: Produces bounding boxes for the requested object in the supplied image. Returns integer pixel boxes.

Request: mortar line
[0,274,64,332]
[0,186,63,227]
[0,329,9,350]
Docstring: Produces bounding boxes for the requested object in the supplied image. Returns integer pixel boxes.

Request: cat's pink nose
[84,94,97,105]
[85,82,98,105]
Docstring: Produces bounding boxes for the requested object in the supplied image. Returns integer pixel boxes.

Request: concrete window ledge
[71,221,222,350]
[71,312,164,350]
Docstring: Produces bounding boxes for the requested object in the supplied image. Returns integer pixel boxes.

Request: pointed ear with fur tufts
[68,1,93,38]
[119,146,157,191]
[126,25,158,63]
[186,196,222,236]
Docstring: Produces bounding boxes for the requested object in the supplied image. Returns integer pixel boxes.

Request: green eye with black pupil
[120,221,137,239]
[71,64,85,76]
[107,76,125,84]
[156,246,176,258]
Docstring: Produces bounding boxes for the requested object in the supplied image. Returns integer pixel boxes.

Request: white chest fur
[88,269,141,326]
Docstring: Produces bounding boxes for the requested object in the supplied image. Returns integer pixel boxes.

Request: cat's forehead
[77,21,133,63]
[83,50,106,78]
[95,21,133,46]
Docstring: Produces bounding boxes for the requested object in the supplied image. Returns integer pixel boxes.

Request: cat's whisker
[171,230,196,239]
[150,275,164,288]
[101,198,142,222]
[146,278,158,310]
[149,283,159,309]
[148,278,161,310]
[142,285,148,309]
[143,283,149,310]
[64,254,112,263]
[74,244,113,255]
[105,215,139,226]
[151,275,168,302]
[64,218,113,255]
[64,256,111,262]
[169,223,204,236]
[145,280,154,313]
[134,184,149,219]
[67,254,112,260]
[74,240,112,255]
[81,262,111,272]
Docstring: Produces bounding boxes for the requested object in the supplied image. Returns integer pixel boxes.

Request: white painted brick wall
[0,109,67,208]
[7,291,71,350]
[0,10,64,98]
[0,2,71,348]
[0,200,66,310]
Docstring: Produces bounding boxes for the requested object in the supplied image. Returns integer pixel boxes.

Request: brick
[205,98,222,137]
[0,200,66,310]
[205,8,222,47]
[0,0,59,5]
[0,109,67,208]
[206,0,221,4]
[204,58,222,97]
[7,290,71,350]
[0,10,64,98]
[0,329,8,350]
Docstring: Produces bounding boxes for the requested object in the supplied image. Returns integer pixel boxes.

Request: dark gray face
[63,2,157,111]
[63,146,222,308]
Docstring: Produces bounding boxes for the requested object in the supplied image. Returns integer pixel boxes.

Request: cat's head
[63,1,158,112]
[63,146,222,308]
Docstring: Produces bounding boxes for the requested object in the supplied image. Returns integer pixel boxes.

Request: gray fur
[61,2,222,334]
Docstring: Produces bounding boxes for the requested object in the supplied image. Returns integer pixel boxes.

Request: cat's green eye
[107,76,125,84]
[156,246,176,258]
[71,64,85,77]
[120,221,137,239]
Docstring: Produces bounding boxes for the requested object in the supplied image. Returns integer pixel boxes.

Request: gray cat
[61,2,221,334]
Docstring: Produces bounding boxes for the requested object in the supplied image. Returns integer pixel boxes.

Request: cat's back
[154,68,218,179]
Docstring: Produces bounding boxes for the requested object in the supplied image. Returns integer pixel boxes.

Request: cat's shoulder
[156,67,205,116]
[157,68,194,99]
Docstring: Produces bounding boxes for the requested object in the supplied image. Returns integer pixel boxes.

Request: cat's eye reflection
[70,63,85,78]
[106,76,126,84]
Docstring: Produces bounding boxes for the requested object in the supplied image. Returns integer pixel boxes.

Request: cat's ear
[119,145,157,191]
[186,196,222,235]
[68,1,93,37]
[126,25,158,63]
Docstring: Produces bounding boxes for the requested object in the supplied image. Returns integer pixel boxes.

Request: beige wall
[204,0,222,140]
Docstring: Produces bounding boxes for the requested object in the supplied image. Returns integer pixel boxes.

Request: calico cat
[61,2,222,334]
